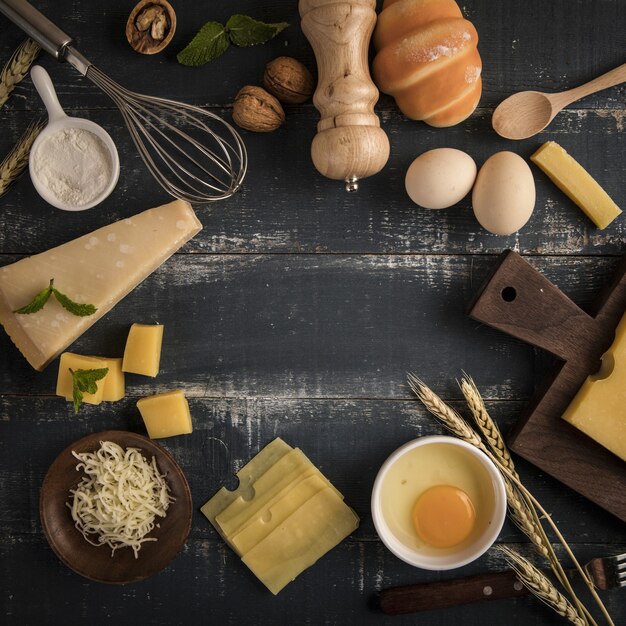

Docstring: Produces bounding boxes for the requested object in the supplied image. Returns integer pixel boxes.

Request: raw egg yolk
[412,485,476,548]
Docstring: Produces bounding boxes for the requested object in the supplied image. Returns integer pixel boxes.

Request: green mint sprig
[14,279,97,317]
[177,15,289,67]
[71,368,109,413]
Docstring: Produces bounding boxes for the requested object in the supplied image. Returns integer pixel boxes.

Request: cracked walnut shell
[126,0,176,55]
[232,86,286,133]
[263,57,315,104]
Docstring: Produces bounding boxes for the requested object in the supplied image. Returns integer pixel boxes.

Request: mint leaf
[14,278,96,316]
[226,15,288,47]
[71,368,109,413]
[177,21,230,66]
[52,288,97,317]
[14,279,54,314]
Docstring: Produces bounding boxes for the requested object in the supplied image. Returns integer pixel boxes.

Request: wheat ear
[407,373,485,450]
[0,119,45,198]
[0,39,41,109]
[460,374,517,475]
[498,547,585,626]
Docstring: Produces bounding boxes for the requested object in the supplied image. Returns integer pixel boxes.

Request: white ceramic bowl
[371,436,507,570]
[28,66,119,212]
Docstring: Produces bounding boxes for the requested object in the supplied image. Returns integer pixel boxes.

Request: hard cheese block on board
[468,250,626,521]
[562,310,626,462]
[201,438,359,594]
[0,200,201,370]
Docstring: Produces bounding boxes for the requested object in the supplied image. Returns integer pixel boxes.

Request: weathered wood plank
[0,106,623,256]
[1,534,623,626]
[0,253,621,399]
[1,0,624,111]
[1,396,624,543]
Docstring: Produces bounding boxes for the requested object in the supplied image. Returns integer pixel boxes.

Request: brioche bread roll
[372,0,482,127]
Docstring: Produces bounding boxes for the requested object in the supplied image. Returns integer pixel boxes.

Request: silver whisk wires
[86,65,247,204]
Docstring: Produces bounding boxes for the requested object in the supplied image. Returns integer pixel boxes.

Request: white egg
[405,148,477,209]
[472,152,536,235]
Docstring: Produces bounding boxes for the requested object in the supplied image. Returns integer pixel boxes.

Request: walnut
[232,86,286,133]
[126,0,176,55]
[263,57,315,104]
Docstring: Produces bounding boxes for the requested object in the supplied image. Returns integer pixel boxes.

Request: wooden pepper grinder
[300,0,390,192]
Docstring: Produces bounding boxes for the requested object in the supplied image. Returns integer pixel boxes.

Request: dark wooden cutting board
[468,250,626,522]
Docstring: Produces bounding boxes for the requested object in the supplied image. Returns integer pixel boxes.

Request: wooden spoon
[492,62,626,139]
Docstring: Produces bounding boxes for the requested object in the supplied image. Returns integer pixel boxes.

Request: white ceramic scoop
[28,65,119,211]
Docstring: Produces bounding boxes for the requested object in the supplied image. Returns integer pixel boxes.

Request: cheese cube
[99,357,125,402]
[137,390,193,439]
[56,353,108,405]
[122,323,164,377]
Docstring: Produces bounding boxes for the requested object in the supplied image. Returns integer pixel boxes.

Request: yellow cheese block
[241,487,359,595]
[229,474,329,556]
[56,353,108,405]
[531,141,622,229]
[122,323,164,377]
[0,200,201,371]
[137,390,193,438]
[562,311,626,461]
[99,357,125,401]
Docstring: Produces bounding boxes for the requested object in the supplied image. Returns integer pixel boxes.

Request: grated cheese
[67,440,174,558]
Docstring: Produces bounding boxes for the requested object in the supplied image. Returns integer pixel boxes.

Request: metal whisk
[0,0,247,204]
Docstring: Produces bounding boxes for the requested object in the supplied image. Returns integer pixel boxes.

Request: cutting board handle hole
[501,286,517,302]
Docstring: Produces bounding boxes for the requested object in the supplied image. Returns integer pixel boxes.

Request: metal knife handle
[0,0,73,59]
[378,570,529,615]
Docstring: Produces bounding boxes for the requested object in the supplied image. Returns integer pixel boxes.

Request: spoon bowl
[492,91,556,140]
[491,62,626,140]
[29,65,119,211]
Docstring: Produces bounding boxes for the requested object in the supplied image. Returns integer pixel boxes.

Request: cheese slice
[562,310,626,462]
[0,200,201,370]
[531,141,622,229]
[241,487,360,595]
[229,473,329,556]
[215,449,322,538]
[201,438,294,540]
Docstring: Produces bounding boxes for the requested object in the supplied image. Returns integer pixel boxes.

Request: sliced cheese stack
[201,438,359,594]
[0,200,201,371]
[562,310,626,462]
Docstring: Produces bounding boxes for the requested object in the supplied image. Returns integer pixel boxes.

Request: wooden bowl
[40,430,192,584]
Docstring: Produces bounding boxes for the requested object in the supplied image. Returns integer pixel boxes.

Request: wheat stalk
[0,39,41,109]
[407,373,485,450]
[407,374,613,626]
[0,119,45,198]
[460,374,517,475]
[504,478,550,560]
[498,546,585,626]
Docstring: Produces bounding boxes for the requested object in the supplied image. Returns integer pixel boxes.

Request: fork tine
[585,553,626,590]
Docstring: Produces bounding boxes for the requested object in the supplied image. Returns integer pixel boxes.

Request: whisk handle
[0,0,73,60]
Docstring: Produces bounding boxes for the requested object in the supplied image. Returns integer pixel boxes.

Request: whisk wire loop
[85,65,247,204]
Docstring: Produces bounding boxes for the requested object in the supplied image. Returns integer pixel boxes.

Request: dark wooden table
[1,1,625,624]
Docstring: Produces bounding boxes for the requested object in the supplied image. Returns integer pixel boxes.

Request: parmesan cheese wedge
[0,200,202,370]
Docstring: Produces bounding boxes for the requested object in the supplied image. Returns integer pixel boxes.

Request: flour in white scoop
[33,127,112,207]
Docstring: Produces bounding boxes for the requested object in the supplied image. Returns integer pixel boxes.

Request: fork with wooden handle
[378,553,626,615]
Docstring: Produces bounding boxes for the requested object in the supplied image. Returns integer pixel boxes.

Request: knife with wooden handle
[378,570,530,615]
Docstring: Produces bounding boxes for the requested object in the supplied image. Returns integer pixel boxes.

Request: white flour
[32,127,112,207]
